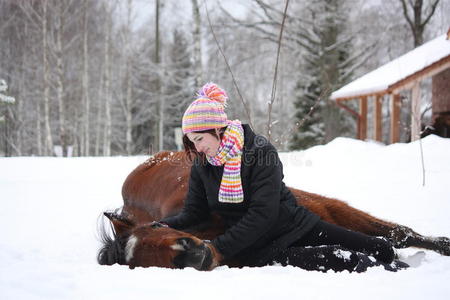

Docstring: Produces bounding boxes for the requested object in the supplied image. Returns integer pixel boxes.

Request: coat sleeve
[161,162,210,229]
[212,145,282,259]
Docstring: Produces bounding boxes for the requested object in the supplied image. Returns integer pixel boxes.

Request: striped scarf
[206,120,244,203]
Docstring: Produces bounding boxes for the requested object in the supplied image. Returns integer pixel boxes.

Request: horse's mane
[137,151,193,175]
[143,151,188,167]
[97,212,129,266]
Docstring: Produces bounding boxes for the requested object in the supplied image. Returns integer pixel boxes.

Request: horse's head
[97,212,220,270]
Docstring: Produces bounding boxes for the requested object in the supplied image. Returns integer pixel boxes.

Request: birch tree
[54,1,67,156]
[116,0,134,155]
[155,0,163,152]
[42,0,53,155]
[100,1,114,156]
[0,79,13,156]
[39,0,53,155]
[82,0,90,156]
[191,0,203,87]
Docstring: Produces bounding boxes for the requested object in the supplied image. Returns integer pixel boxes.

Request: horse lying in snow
[98,151,450,270]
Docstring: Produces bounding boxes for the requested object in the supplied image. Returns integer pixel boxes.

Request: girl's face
[187,131,221,157]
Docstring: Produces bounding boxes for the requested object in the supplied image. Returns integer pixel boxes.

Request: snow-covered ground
[1,135,449,299]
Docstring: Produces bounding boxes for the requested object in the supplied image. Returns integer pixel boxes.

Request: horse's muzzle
[172,237,213,271]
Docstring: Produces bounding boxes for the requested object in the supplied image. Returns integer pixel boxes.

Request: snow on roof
[330,33,450,100]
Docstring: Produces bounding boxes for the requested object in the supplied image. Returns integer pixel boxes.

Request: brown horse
[98,151,450,270]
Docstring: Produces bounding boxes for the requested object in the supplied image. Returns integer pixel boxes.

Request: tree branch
[399,0,414,30]
[203,0,254,129]
[267,0,289,141]
[421,0,440,27]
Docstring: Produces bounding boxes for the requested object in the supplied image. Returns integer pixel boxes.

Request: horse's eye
[150,222,164,229]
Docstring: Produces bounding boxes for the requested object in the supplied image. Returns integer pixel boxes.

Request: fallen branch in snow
[419,137,426,186]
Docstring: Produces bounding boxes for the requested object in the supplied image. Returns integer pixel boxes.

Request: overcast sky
[122,0,250,32]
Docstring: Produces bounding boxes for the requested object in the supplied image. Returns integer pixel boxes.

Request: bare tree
[399,0,440,47]
[191,0,203,87]
[42,0,53,155]
[118,0,134,155]
[54,1,67,156]
[49,0,82,156]
[82,0,90,155]
[155,0,163,152]
[102,2,113,156]
[0,79,17,156]
[217,0,364,147]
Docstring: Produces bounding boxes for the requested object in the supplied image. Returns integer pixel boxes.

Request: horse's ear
[104,212,135,236]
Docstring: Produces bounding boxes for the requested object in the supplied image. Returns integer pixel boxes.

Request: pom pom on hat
[182,82,229,134]
[197,82,228,108]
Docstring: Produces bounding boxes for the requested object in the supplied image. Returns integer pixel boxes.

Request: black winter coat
[162,124,320,262]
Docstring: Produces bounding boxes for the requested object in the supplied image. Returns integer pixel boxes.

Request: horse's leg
[293,188,450,256]
[388,225,450,256]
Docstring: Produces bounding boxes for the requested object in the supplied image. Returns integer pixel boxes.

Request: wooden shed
[330,32,450,143]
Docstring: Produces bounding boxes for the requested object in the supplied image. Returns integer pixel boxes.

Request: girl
[162,83,407,272]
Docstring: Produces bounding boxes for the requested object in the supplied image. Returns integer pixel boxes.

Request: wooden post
[431,68,450,138]
[336,99,361,140]
[374,95,383,142]
[432,68,450,122]
[411,82,421,141]
[390,93,401,143]
[359,96,368,140]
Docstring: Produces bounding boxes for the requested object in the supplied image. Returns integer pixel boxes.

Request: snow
[330,33,450,100]
[1,135,450,299]
[333,249,353,262]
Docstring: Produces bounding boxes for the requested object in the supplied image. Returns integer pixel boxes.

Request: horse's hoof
[434,237,450,256]
[388,260,409,272]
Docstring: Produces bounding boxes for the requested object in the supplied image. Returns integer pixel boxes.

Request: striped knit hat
[182,83,228,134]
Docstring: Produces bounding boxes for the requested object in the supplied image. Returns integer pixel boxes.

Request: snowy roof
[330,33,450,100]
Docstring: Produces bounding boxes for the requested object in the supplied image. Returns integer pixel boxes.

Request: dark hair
[97,214,128,266]
[183,127,226,161]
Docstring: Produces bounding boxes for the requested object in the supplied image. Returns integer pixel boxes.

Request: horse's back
[291,188,395,235]
[122,151,191,221]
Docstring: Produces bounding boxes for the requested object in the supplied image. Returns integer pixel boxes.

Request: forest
[0,0,448,156]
